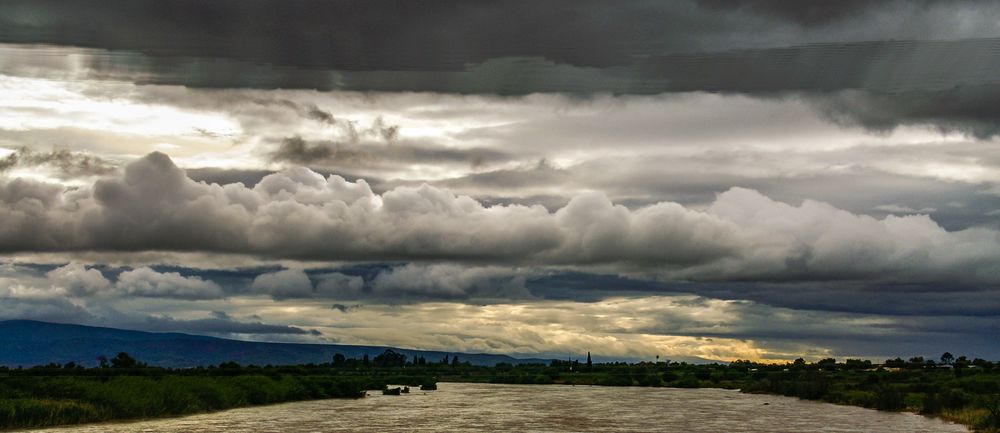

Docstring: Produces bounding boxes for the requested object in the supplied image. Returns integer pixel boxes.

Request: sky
[0,0,999,363]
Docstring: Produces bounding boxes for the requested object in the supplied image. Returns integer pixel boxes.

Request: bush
[875,385,905,411]
[941,388,973,410]
[671,377,701,388]
[921,392,941,414]
[597,374,633,387]
[0,373,374,430]
[0,399,103,429]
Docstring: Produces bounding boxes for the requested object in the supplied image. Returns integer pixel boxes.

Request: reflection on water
[34,382,968,433]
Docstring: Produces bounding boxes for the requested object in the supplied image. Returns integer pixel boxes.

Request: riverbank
[0,362,435,430]
[0,375,372,430]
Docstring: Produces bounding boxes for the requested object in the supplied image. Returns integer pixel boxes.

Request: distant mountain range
[0,320,551,368]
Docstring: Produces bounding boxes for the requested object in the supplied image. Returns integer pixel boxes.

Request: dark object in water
[383,387,402,395]
[401,386,410,393]
[420,383,438,391]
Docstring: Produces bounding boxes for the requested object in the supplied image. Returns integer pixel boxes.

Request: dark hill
[0,320,550,368]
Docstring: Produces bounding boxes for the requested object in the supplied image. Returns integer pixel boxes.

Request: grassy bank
[736,362,1000,432]
[0,375,368,429]
[0,353,436,430]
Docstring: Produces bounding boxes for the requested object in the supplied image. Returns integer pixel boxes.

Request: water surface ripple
[34,382,969,432]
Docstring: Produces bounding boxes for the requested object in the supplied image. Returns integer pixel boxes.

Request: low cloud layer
[0,152,997,285]
[0,263,318,338]
[3,257,998,360]
[0,147,116,179]
[8,262,224,300]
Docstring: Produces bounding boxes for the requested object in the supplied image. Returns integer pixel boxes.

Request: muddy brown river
[32,382,969,432]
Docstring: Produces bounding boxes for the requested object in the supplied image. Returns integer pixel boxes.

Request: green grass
[0,361,439,430]
[0,375,373,430]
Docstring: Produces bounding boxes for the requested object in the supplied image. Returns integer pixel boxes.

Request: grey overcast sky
[0,0,999,362]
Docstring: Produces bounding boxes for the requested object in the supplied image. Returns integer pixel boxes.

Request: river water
[33,382,968,432]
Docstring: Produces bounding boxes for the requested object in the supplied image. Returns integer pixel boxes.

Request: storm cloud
[0,147,116,178]
[3,1,1000,136]
[0,152,997,285]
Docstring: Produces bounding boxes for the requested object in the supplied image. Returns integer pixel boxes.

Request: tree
[844,359,871,370]
[973,358,994,369]
[110,352,138,368]
[875,385,905,411]
[884,357,905,368]
[587,352,593,368]
[332,353,346,367]
[362,353,370,366]
[97,355,109,368]
[941,352,955,365]
[955,356,970,377]
[373,349,407,368]
[451,355,460,367]
[981,393,1000,429]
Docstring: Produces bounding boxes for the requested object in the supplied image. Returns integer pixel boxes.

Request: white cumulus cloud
[0,152,996,285]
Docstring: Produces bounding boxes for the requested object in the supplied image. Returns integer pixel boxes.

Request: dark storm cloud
[0,0,747,70]
[2,0,993,71]
[331,304,360,313]
[269,135,513,172]
[697,0,881,25]
[520,271,1000,318]
[11,38,999,95]
[96,310,320,337]
[132,314,320,336]
[4,1,1000,135]
[633,301,1000,359]
[270,136,353,165]
[0,297,95,325]
[250,99,338,126]
[0,147,117,178]
[669,282,1000,318]
[810,86,1000,138]
[251,98,396,143]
